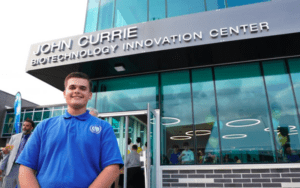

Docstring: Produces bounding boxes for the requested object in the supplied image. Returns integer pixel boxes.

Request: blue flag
[14,92,22,133]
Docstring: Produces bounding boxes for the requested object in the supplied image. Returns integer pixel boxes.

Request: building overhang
[26,0,300,91]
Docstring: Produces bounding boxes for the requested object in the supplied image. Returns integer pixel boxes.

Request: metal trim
[160,163,300,170]
[259,61,279,162]
[124,116,129,188]
[83,0,90,33]
[98,110,147,117]
[96,0,101,31]
[189,69,197,164]
[212,66,223,164]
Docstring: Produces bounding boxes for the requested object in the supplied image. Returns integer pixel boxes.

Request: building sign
[30,22,269,67]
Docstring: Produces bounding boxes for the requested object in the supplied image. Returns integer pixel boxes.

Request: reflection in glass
[289,58,300,113]
[33,111,42,122]
[263,60,300,163]
[149,0,166,21]
[96,74,158,113]
[161,70,194,165]
[167,0,205,18]
[215,63,276,163]
[84,0,100,33]
[24,112,33,121]
[114,0,147,27]
[43,111,51,120]
[205,0,226,11]
[87,81,98,109]
[98,0,114,30]
[227,0,270,8]
[53,110,63,117]
[192,68,220,164]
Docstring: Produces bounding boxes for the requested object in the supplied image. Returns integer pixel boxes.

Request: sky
[0,0,88,106]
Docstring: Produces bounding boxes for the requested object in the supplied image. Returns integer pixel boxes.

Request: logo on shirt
[90,125,102,134]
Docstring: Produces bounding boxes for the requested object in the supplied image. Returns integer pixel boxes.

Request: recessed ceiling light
[114,64,125,72]
[226,119,260,127]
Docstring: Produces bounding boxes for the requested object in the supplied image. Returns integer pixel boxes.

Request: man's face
[63,78,92,110]
[22,121,33,134]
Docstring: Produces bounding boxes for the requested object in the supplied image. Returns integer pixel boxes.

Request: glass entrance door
[99,110,155,188]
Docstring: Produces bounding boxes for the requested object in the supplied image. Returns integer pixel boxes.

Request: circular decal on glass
[90,125,102,134]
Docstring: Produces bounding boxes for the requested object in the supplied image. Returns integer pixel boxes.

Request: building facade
[24,0,300,187]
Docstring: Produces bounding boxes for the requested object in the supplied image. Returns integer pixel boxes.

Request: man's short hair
[172,144,179,149]
[24,118,35,128]
[87,108,98,116]
[132,145,138,150]
[64,72,92,92]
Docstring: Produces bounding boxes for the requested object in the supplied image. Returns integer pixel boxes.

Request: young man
[179,142,194,164]
[17,72,123,188]
[0,119,35,188]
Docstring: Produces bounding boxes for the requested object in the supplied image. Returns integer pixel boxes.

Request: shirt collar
[63,110,91,121]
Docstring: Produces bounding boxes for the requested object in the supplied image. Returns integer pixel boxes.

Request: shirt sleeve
[100,123,124,171]
[16,121,43,171]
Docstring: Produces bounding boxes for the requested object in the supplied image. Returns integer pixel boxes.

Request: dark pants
[127,167,142,188]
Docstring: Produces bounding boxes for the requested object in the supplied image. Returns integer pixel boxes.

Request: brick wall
[162,168,300,188]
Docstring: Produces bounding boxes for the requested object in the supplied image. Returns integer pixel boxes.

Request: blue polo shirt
[16,110,123,188]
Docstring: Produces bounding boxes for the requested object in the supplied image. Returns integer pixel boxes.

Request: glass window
[87,81,98,109]
[114,0,147,27]
[2,124,11,135]
[54,106,63,110]
[53,110,64,117]
[149,0,166,21]
[227,0,270,8]
[24,112,33,121]
[167,0,205,18]
[96,74,158,113]
[85,0,100,33]
[43,111,51,120]
[206,0,226,11]
[215,63,276,164]
[33,111,42,122]
[192,68,220,164]
[20,113,25,122]
[263,60,300,163]
[5,113,15,124]
[98,0,114,30]
[289,58,300,113]
[160,70,194,165]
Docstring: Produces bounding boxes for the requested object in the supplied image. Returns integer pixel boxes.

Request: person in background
[223,154,234,163]
[17,72,123,188]
[87,107,98,117]
[234,156,241,163]
[0,119,35,188]
[170,144,180,165]
[136,137,143,154]
[126,145,142,188]
[179,142,194,164]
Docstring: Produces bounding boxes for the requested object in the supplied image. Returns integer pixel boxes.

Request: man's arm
[18,165,40,188]
[89,164,119,188]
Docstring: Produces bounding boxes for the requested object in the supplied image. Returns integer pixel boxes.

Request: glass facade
[3,58,299,165]
[84,0,270,33]
[2,105,67,137]
[85,57,300,165]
